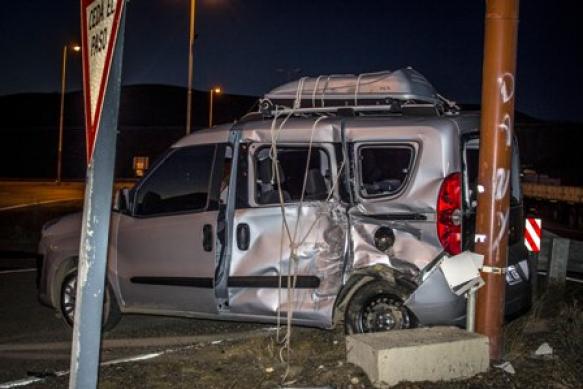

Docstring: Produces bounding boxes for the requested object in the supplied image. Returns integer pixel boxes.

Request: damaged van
[37,68,533,333]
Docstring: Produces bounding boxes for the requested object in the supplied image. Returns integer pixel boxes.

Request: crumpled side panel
[348,211,442,277]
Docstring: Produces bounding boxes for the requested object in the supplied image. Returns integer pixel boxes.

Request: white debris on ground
[494,361,516,375]
[534,342,553,356]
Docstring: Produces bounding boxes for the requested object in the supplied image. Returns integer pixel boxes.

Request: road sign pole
[69,2,126,388]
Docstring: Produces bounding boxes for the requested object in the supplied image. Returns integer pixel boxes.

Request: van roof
[173,111,480,148]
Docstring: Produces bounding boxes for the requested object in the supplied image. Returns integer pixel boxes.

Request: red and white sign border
[80,0,126,163]
[524,217,542,253]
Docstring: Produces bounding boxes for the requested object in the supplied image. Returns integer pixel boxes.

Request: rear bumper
[405,257,532,327]
[504,276,531,319]
[35,254,43,288]
[405,265,467,326]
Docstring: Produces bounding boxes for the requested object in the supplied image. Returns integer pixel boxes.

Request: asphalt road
[0,258,266,387]
[0,182,85,210]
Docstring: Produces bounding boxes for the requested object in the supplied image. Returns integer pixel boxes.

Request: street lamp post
[57,44,81,184]
[185,0,197,135]
[208,87,221,127]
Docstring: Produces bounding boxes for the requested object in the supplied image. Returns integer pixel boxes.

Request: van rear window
[359,145,413,198]
[464,140,521,208]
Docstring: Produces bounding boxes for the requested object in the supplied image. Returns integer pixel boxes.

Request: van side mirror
[113,188,131,213]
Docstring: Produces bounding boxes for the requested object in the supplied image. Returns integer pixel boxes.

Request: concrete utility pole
[185,0,197,134]
[474,0,520,361]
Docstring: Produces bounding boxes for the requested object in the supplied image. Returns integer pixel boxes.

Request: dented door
[347,141,442,274]
[226,142,348,328]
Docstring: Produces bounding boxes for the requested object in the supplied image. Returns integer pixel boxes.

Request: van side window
[134,145,215,216]
[358,145,413,198]
[254,146,331,205]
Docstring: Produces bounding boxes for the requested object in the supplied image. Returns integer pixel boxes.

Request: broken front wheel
[344,280,414,334]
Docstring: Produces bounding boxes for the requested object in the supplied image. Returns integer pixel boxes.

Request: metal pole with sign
[69,1,126,387]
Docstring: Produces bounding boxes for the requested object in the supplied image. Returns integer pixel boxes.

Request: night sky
[0,0,581,122]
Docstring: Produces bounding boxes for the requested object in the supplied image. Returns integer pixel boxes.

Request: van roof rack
[259,67,459,117]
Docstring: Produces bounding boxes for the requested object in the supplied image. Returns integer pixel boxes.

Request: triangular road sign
[81,0,125,162]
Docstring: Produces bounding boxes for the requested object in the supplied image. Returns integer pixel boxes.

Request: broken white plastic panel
[440,251,485,296]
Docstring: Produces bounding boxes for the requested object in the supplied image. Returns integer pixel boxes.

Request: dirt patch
[30,327,370,388]
[114,328,370,389]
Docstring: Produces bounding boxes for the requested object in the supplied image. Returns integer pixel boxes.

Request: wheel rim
[358,294,410,333]
[61,273,77,325]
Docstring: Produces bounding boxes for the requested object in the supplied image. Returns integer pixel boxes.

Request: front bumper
[36,254,53,307]
[36,239,53,308]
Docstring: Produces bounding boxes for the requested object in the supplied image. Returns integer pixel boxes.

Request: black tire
[344,280,414,335]
[60,268,122,332]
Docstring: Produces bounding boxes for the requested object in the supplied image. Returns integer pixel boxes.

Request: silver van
[37,69,533,333]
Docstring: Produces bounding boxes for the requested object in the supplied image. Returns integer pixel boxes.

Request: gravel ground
[17,283,581,389]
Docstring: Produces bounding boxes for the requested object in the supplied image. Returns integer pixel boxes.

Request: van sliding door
[225,143,348,328]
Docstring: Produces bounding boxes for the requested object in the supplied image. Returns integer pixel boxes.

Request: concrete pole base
[346,327,489,387]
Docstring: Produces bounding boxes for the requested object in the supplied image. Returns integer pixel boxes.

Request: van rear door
[462,137,533,304]
[462,137,523,252]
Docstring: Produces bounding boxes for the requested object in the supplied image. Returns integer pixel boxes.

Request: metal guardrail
[523,183,583,204]
[537,230,583,274]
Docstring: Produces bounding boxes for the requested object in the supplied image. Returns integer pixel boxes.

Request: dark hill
[0,85,258,179]
[0,84,257,128]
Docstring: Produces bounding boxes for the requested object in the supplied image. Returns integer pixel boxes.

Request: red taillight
[437,172,462,255]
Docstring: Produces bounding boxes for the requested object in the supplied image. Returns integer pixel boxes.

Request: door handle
[203,224,213,252]
[236,223,250,251]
